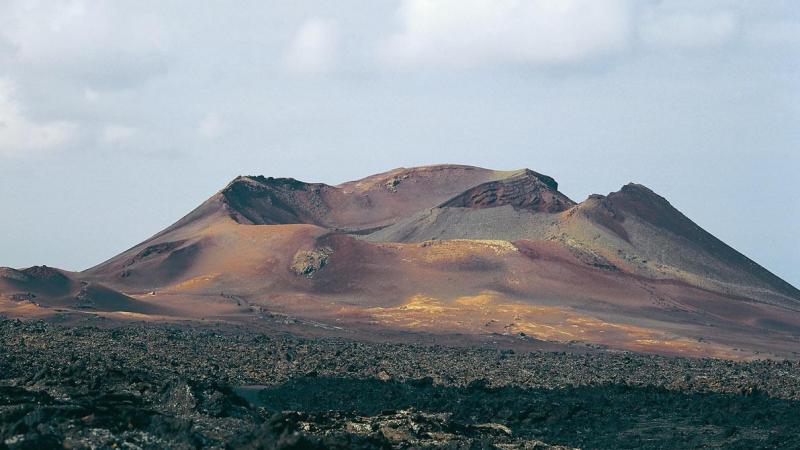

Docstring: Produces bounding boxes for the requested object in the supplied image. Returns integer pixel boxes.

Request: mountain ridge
[2,164,798,359]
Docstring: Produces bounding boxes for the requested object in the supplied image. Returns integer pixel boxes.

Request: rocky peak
[223,175,314,194]
[614,183,666,201]
[605,183,685,231]
[217,175,330,226]
[439,169,574,213]
[22,265,69,283]
[516,168,560,191]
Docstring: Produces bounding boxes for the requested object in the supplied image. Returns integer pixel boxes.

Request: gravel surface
[2,319,800,449]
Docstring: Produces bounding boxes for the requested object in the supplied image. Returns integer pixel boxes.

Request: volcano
[2,164,798,358]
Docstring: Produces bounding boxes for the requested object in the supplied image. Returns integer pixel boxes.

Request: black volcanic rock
[3,320,800,449]
[221,175,331,225]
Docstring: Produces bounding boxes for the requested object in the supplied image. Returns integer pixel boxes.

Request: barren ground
[2,316,800,449]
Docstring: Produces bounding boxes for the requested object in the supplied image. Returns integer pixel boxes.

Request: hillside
[2,164,799,359]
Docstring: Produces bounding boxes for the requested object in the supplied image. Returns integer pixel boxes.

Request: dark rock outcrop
[440,170,574,213]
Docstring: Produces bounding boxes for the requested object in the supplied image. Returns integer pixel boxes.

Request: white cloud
[100,124,137,145]
[198,114,226,139]
[284,18,340,74]
[0,0,170,89]
[639,10,738,49]
[378,0,632,69]
[0,78,77,157]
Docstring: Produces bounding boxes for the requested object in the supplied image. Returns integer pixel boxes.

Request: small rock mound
[21,265,70,284]
[0,268,30,282]
[290,247,333,278]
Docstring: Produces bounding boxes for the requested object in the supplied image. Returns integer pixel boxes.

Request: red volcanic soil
[2,164,799,359]
[0,266,167,316]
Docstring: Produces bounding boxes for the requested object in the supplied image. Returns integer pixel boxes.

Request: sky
[0,0,798,286]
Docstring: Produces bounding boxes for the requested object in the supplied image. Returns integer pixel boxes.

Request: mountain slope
[86,165,520,279]
[3,164,799,359]
[0,266,166,315]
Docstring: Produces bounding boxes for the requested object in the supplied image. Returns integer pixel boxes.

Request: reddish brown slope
[0,266,166,315]
[85,165,517,282]
[76,226,800,358]
[3,164,799,359]
[605,183,798,298]
[571,184,800,305]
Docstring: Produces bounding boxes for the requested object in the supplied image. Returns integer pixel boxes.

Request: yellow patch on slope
[166,273,223,291]
[365,291,739,358]
[453,292,500,307]
[412,240,518,264]
[398,295,449,313]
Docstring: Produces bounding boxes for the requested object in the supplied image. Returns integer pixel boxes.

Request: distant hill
[3,164,799,359]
